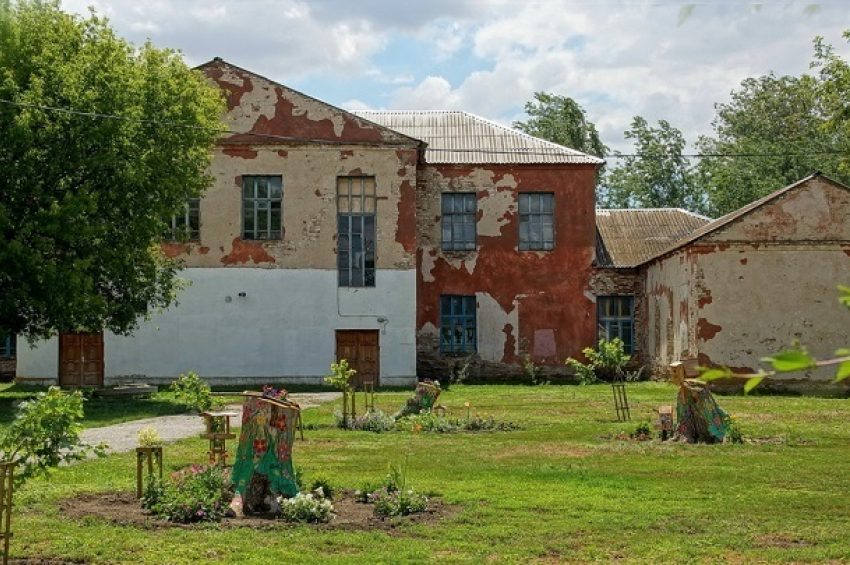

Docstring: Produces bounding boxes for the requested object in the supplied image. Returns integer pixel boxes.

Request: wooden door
[335,330,379,388]
[59,333,104,387]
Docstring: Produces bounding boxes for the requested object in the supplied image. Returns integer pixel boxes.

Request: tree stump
[675,379,729,443]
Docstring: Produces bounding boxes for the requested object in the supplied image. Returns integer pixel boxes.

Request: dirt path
[80,392,340,454]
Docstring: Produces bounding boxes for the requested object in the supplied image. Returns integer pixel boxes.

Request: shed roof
[355,110,604,166]
[595,208,711,268]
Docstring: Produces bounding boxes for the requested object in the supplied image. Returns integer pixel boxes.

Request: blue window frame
[0,335,15,357]
[441,193,477,251]
[597,296,634,354]
[519,192,554,251]
[440,295,476,354]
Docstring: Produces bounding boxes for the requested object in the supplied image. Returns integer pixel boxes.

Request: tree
[0,1,224,341]
[814,30,850,180]
[513,92,608,188]
[601,117,705,212]
[695,73,846,216]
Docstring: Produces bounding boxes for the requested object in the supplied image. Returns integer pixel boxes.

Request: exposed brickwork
[591,267,646,368]
[0,358,15,382]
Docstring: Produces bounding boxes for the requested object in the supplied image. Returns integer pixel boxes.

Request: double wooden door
[59,333,104,387]
[335,330,379,388]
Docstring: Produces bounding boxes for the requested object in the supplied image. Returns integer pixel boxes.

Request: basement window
[338,176,376,287]
[441,193,477,251]
[0,335,15,358]
[166,197,200,242]
[597,296,634,355]
[242,175,282,240]
[518,192,554,251]
[440,295,477,354]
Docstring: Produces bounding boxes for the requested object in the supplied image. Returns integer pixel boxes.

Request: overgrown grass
[6,383,850,563]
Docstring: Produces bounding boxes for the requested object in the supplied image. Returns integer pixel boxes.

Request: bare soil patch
[57,489,458,533]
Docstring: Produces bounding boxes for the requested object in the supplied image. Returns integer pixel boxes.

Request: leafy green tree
[601,117,705,212]
[513,92,607,158]
[0,0,224,341]
[696,73,846,216]
[814,30,850,180]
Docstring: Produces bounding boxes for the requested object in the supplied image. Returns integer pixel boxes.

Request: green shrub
[0,386,105,484]
[144,464,232,523]
[566,338,631,384]
[278,491,334,523]
[308,474,336,500]
[725,416,744,444]
[170,371,213,412]
[369,487,428,517]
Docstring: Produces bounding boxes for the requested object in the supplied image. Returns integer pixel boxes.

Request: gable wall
[644,177,850,386]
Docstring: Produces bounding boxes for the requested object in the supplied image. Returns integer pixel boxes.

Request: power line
[1,97,846,160]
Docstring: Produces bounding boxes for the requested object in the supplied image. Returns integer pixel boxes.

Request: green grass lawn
[5,383,850,563]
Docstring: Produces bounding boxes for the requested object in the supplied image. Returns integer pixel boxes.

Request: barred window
[440,295,476,354]
[597,296,634,355]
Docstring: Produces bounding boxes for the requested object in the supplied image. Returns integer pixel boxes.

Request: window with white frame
[597,296,634,355]
[242,175,282,240]
[441,193,477,251]
[440,295,476,354]
[518,192,554,250]
[337,176,376,287]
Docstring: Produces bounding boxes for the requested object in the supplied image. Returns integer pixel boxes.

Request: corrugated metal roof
[595,208,711,268]
[355,111,604,165]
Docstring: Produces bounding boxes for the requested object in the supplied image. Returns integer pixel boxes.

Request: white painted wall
[17,268,417,386]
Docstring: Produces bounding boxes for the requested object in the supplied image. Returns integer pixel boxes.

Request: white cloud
[58,0,850,155]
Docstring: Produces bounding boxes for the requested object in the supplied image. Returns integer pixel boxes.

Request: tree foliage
[0,386,104,484]
[513,92,607,158]
[695,73,846,216]
[601,117,705,212]
[0,0,224,340]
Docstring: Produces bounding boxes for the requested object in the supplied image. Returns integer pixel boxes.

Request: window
[518,192,554,250]
[0,334,15,358]
[242,175,282,240]
[166,197,200,241]
[597,296,634,355]
[440,295,476,354]
[441,193,477,251]
[337,176,376,287]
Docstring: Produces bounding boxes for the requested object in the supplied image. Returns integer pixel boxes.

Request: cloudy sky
[61,0,850,154]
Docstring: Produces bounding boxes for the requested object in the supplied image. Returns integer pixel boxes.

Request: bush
[170,371,213,412]
[308,474,336,500]
[144,464,233,523]
[336,410,396,432]
[566,338,631,384]
[278,491,334,523]
[0,386,105,484]
[369,487,428,517]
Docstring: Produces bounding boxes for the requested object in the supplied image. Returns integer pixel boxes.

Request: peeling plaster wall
[416,163,598,379]
[644,252,693,376]
[644,177,850,385]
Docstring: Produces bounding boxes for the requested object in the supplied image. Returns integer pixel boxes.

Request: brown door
[335,330,379,388]
[59,333,104,387]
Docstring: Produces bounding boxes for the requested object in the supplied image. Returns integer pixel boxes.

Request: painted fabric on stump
[232,396,299,497]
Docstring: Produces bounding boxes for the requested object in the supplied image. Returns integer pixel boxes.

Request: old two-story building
[15,59,603,387]
[17,59,425,387]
